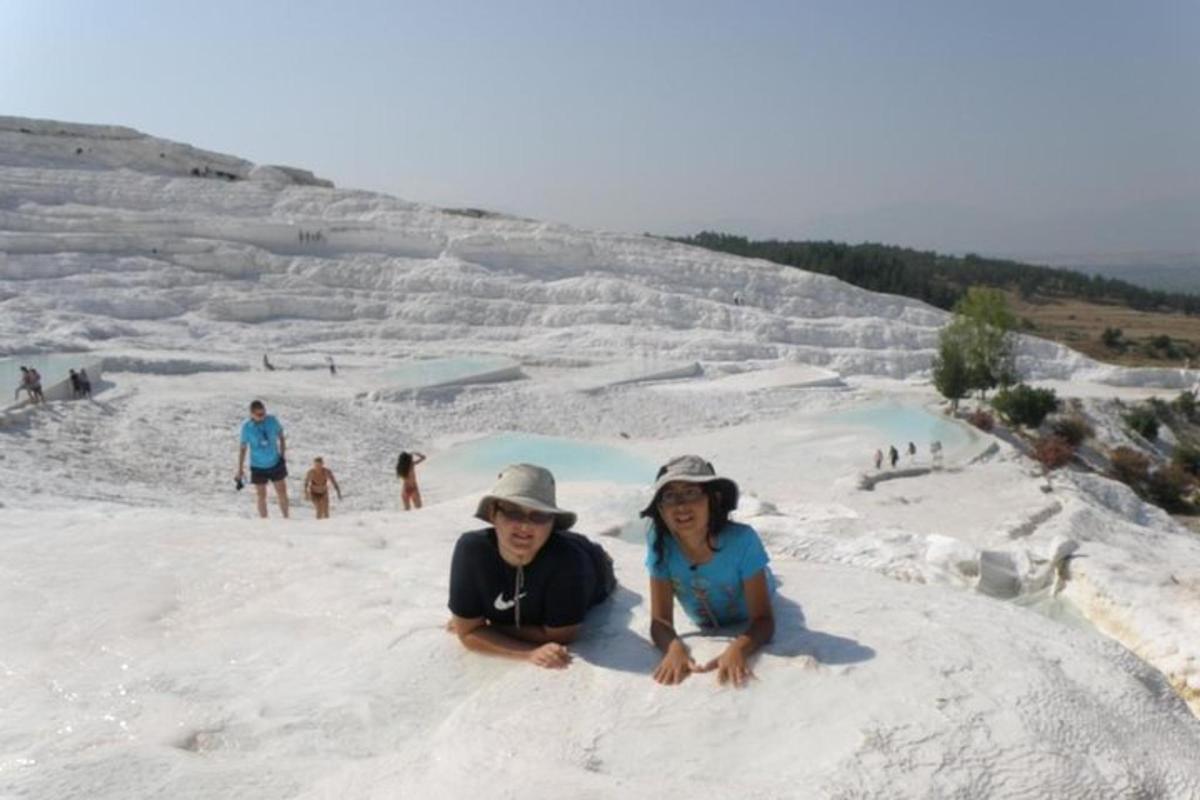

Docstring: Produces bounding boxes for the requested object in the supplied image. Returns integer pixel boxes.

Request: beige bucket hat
[640,454,740,517]
[474,463,577,530]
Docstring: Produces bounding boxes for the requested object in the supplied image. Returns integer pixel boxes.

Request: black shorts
[250,459,288,485]
[558,531,617,605]
[593,547,618,604]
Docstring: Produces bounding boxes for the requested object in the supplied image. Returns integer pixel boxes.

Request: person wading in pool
[447,464,616,669]
[235,399,290,518]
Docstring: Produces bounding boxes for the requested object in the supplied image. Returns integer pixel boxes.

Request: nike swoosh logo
[494,591,526,611]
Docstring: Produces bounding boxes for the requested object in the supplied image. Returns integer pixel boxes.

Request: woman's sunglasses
[658,485,707,508]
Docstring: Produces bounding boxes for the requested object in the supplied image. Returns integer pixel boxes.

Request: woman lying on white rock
[642,455,776,687]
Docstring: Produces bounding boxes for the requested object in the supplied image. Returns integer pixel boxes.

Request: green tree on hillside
[955,287,1018,399]
[931,321,971,411]
[932,287,1018,407]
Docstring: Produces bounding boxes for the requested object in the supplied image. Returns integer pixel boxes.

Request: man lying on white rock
[448,464,617,668]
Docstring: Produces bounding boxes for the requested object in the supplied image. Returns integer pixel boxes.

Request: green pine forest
[671,232,1200,316]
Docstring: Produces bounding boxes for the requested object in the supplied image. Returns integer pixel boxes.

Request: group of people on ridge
[449,456,775,686]
[68,368,93,399]
[235,399,424,519]
[873,440,939,470]
[13,365,92,404]
[14,366,45,404]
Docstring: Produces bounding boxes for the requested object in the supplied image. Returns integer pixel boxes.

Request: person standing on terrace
[304,456,341,519]
[235,399,289,518]
[397,450,427,510]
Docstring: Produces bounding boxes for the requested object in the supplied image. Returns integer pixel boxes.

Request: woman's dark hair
[396,451,413,478]
[647,483,731,567]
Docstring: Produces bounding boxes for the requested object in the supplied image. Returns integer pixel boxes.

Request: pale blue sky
[2,0,1197,259]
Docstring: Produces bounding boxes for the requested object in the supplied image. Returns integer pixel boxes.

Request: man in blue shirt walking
[235,399,290,518]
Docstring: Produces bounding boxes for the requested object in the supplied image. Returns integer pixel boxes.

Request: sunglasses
[494,502,555,526]
[658,485,707,508]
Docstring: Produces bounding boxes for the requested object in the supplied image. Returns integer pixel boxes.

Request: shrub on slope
[1123,405,1160,441]
[992,384,1059,429]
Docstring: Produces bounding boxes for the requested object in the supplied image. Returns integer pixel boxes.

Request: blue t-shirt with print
[645,521,775,628]
[240,415,283,469]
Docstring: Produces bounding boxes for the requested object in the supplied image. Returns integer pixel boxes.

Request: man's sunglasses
[494,502,555,526]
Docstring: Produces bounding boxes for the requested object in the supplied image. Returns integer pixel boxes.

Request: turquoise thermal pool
[437,432,655,484]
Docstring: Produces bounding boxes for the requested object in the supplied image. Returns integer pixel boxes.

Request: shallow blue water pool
[825,402,975,453]
[437,432,655,484]
[379,357,519,392]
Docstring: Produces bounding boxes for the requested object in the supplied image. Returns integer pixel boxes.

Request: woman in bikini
[396,451,427,510]
[303,457,341,519]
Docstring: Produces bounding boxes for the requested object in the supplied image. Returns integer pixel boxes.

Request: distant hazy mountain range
[1060,260,1200,293]
[1004,250,1200,294]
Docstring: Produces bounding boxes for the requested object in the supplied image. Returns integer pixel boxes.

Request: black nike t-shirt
[448,528,614,628]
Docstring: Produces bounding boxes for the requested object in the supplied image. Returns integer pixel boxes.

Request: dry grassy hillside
[1011,292,1200,367]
